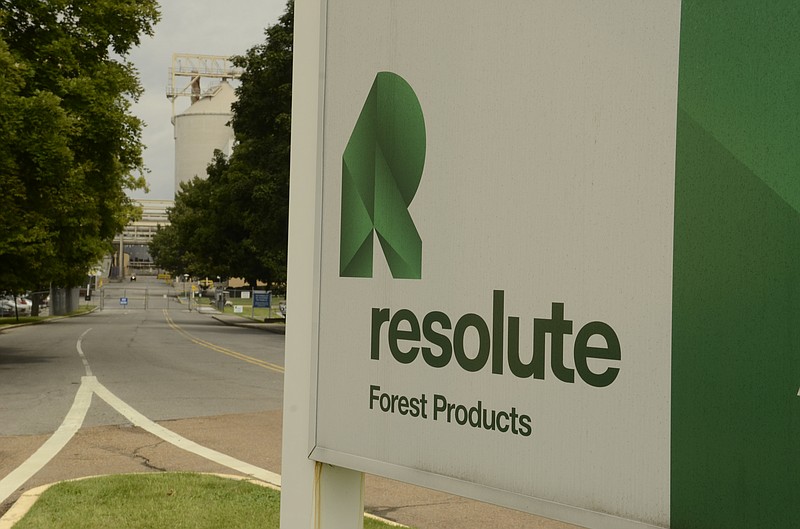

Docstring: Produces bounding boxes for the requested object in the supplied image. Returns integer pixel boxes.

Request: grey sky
[127,0,288,200]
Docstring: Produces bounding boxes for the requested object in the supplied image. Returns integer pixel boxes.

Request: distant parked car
[17,297,30,315]
[18,297,30,315]
[0,296,31,316]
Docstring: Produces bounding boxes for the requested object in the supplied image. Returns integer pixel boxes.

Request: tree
[226,0,293,287]
[149,175,218,279]
[0,1,159,291]
[149,153,238,281]
[150,1,293,289]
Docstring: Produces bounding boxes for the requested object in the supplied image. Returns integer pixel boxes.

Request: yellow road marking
[163,310,285,374]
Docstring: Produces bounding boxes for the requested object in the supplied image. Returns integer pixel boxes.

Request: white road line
[87,377,282,488]
[1,329,280,507]
[0,377,94,504]
[76,328,93,376]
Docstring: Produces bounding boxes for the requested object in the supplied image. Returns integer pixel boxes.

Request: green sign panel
[672,2,800,526]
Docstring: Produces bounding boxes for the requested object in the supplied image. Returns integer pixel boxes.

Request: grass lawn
[192,294,286,321]
[0,316,43,326]
[0,306,95,328]
[13,473,407,529]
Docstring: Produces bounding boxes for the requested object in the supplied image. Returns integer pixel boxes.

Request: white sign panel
[311,2,681,527]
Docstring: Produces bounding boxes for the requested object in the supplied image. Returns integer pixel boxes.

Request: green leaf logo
[340,72,426,279]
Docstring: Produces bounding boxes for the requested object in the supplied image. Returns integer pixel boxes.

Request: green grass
[0,316,42,325]
[180,294,285,321]
[14,473,407,529]
[0,306,95,327]
[222,296,285,321]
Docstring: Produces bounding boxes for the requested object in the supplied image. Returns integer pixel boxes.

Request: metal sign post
[280,0,365,527]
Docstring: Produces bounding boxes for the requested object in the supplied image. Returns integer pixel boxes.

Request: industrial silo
[172,79,236,191]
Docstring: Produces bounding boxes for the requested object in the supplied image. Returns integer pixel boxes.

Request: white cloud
[127,0,288,200]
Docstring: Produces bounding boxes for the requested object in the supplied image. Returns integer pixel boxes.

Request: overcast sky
[127,0,288,201]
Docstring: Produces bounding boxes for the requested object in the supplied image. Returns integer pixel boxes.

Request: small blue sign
[120,297,128,305]
[252,291,271,309]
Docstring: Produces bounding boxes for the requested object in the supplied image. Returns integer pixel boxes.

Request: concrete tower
[166,54,242,194]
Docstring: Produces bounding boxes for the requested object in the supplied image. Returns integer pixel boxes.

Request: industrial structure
[116,199,172,245]
[111,199,172,278]
[167,53,242,194]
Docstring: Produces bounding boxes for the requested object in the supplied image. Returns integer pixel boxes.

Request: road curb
[210,315,286,335]
[0,482,48,529]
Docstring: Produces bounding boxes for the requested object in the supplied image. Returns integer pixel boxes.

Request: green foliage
[228,1,293,286]
[0,1,158,290]
[150,174,219,279]
[151,1,293,288]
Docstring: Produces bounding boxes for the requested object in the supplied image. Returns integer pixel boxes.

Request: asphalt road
[0,277,288,521]
[0,276,581,529]
[1,281,284,437]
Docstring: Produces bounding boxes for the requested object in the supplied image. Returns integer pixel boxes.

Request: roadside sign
[285,1,800,528]
[119,297,128,306]
[233,305,243,314]
[299,1,681,528]
[253,291,271,309]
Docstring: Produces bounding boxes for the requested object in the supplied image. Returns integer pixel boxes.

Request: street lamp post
[183,274,189,309]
